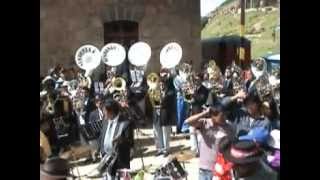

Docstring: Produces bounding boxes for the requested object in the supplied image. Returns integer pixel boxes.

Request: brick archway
[100,0,145,23]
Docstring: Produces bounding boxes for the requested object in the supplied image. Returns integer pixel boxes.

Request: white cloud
[201,0,227,17]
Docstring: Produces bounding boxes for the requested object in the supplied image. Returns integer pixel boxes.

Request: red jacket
[212,153,234,180]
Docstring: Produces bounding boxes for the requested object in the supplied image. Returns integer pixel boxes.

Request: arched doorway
[103,20,139,81]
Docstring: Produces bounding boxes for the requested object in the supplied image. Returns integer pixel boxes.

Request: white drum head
[160,42,182,69]
[75,45,101,71]
[128,42,152,67]
[101,43,126,66]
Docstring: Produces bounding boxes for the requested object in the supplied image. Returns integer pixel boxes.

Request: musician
[81,87,96,123]
[99,98,134,179]
[41,77,61,155]
[151,69,175,156]
[88,94,105,160]
[74,87,96,145]
[222,66,233,96]
[173,67,188,133]
[127,64,148,125]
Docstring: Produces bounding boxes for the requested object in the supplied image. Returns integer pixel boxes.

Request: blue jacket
[221,97,271,136]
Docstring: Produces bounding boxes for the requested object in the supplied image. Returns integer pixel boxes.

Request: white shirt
[104,114,120,154]
[98,108,103,120]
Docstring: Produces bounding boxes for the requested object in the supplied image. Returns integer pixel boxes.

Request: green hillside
[202,9,280,58]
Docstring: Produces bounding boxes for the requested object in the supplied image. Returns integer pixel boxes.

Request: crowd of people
[40,58,280,180]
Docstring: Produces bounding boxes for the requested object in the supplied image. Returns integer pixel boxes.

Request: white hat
[268,129,280,149]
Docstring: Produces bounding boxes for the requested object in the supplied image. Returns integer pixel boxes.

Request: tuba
[160,42,182,69]
[128,41,151,90]
[250,58,273,102]
[147,73,161,107]
[75,45,101,89]
[178,63,195,103]
[203,60,223,94]
[75,45,101,75]
[229,62,244,95]
[101,43,126,95]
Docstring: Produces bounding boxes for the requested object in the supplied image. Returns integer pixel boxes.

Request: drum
[155,157,187,179]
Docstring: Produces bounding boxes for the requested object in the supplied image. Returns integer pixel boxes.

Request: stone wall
[40,0,201,76]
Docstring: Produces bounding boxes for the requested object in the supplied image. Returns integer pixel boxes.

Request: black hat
[94,94,104,102]
[209,101,226,114]
[40,157,71,179]
[244,93,261,105]
[221,140,263,165]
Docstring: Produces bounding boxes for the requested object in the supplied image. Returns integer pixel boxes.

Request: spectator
[265,129,280,179]
[40,157,72,180]
[186,103,234,180]
[222,92,271,137]
[221,140,277,180]
[212,136,234,180]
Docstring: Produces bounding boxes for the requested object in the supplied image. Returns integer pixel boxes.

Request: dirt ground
[69,126,201,180]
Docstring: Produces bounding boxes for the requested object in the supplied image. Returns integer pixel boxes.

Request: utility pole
[239,0,246,67]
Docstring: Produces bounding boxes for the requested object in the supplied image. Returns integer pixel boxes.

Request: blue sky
[201,0,227,17]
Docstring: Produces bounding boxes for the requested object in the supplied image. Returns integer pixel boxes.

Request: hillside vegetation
[202,7,280,58]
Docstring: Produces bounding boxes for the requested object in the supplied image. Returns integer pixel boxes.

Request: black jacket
[160,77,176,126]
[98,114,134,169]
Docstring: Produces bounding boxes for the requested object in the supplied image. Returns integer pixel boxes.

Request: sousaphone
[101,43,126,67]
[160,42,182,69]
[75,45,101,74]
[101,43,126,94]
[75,45,101,88]
[128,42,151,90]
[251,57,267,79]
[128,41,151,67]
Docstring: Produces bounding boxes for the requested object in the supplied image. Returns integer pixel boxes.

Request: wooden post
[239,0,245,67]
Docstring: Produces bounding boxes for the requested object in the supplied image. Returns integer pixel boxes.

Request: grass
[202,9,280,58]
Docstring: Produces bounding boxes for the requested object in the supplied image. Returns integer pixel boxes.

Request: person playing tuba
[147,69,174,157]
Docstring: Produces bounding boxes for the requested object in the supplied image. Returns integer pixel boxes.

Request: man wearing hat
[221,140,277,180]
[40,157,72,180]
[185,103,234,180]
[238,127,269,146]
[222,92,271,137]
[98,98,134,179]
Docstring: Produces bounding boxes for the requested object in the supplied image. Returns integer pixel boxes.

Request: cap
[239,127,269,144]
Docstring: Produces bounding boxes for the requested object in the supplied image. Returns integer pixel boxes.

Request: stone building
[40,0,201,77]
